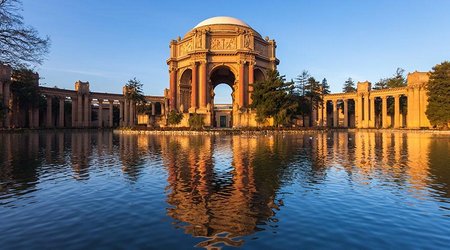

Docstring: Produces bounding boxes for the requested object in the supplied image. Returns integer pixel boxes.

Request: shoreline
[1,127,450,135]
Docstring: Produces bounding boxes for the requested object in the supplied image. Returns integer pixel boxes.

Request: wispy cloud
[42,67,111,78]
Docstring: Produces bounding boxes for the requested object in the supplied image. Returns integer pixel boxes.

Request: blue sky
[21,0,450,103]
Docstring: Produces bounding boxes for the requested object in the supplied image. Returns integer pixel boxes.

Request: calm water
[0,131,449,249]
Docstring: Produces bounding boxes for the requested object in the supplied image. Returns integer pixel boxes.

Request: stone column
[46,96,53,128]
[3,82,10,128]
[151,102,155,116]
[382,96,388,128]
[98,99,103,128]
[343,99,348,127]
[58,97,65,128]
[84,96,90,127]
[248,62,254,105]
[199,62,207,109]
[0,81,3,99]
[72,98,77,128]
[33,107,39,128]
[28,108,34,128]
[333,100,338,127]
[407,88,413,128]
[356,95,362,128]
[394,95,400,128]
[77,94,83,127]
[317,104,323,126]
[124,99,129,126]
[169,68,177,110]
[119,101,124,127]
[109,100,113,128]
[363,94,369,128]
[190,62,197,109]
[129,100,134,127]
[323,101,328,127]
[238,61,246,108]
[370,97,375,128]
[419,87,429,127]
[161,102,165,115]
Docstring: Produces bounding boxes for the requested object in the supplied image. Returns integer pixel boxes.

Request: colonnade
[319,72,430,129]
[321,93,406,129]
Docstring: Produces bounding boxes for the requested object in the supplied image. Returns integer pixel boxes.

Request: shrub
[188,113,204,130]
[167,110,183,125]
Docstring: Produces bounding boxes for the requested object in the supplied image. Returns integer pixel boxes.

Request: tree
[124,78,146,103]
[304,77,322,126]
[342,77,356,93]
[167,110,183,126]
[250,69,297,126]
[340,77,356,117]
[124,78,146,126]
[295,70,309,96]
[426,61,450,128]
[295,70,310,126]
[373,68,407,119]
[10,68,40,124]
[0,0,50,68]
[373,68,406,90]
[188,113,204,130]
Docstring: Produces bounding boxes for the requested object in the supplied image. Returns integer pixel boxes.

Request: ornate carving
[211,37,236,50]
[255,42,267,56]
[180,40,193,55]
[195,31,202,48]
[243,31,251,48]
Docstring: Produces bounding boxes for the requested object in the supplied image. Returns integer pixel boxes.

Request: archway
[210,66,236,128]
[254,68,265,83]
[179,69,192,113]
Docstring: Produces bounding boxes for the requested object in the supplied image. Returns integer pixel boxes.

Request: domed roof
[194,16,250,29]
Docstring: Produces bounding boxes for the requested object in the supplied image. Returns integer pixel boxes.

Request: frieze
[179,40,193,56]
[211,37,237,50]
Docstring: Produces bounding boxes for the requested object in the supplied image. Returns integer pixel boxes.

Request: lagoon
[0,131,449,249]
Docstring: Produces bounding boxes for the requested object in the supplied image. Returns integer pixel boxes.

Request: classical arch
[178,69,192,113]
[253,68,265,83]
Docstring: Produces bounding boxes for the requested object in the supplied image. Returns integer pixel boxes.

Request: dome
[193,16,250,29]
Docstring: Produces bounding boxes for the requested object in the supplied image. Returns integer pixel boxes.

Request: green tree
[0,0,50,68]
[124,78,146,103]
[340,78,356,117]
[188,113,204,130]
[304,77,322,126]
[318,78,331,126]
[251,69,297,126]
[125,78,146,126]
[426,61,450,128]
[373,68,406,90]
[10,69,40,125]
[342,77,356,93]
[373,68,407,119]
[167,110,183,126]
[295,70,310,126]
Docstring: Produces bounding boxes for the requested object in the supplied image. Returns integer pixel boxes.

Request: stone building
[166,16,279,127]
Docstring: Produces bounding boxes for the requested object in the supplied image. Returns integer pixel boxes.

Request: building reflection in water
[160,135,290,248]
[0,131,449,245]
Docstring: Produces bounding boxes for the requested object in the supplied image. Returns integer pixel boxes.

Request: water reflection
[0,131,449,248]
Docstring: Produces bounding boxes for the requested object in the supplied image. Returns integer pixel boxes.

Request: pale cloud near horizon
[42,67,116,78]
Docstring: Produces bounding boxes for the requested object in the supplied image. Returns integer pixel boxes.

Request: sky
[20,0,450,103]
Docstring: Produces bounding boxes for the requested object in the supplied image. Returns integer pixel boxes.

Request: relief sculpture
[211,38,236,50]
[180,40,193,55]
